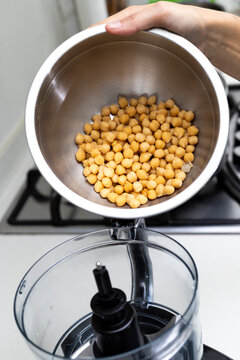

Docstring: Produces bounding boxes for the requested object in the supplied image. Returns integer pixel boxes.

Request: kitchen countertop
[1,233,240,360]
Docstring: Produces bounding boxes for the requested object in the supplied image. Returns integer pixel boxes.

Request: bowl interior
[33,30,220,214]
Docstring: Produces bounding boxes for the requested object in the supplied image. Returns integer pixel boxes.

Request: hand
[94,2,240,80]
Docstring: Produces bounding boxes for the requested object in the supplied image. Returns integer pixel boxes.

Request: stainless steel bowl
[25,24,229,219]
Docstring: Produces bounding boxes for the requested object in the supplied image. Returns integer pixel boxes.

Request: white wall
[0,0,79,218]
[0,0,79,149]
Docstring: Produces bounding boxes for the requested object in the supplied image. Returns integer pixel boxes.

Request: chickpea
[147,95,156,105]
[101,106,110,116]
[171,117,182,127]
[116,165,126,175]
[136,104,146,114]
[114,152,124,164]
[132,162,142,172]
[163,185,175,195]
[178,137,188,148]
[99,121,109,132]
[161,122,170,132]
[136,169,147,180]
[117,131,127,141]
[124,181,133,193]
[150,104,157,112]
[116,194,127,207]
[150,158,160,169]
[140,152,151,163]
[164,169,175,179]
[156,175,166,185]
[142,118,150,127]
[148,189,157,200]
[135,133,146,143]
[156,167,165,176]
[122,158,133,168]
[118,175,127,186]
[132,181,142,193]
[186,145,195,153]
[129,198,141,208]
[147,180,157,190]
[86,174,97,185]
[158,108,168,116]
[94,155,105,165]
[112,142,122,153]
[112,173,118,183]
[114,184,124,195]
[88,157,95,165]
[165,99,175,109]
[175,170,186,181]
[89,163,99,174]
[107,161,117,169]
[153,149,164,159]
[188,136,198,145]
[102,116,111,122]
[118,97,128,109]
[182,120,191,129]
[84,123,92,134]
[125,106,136,117]
[184,152,194,162]
[139,141,150,153]
[76,148,86,162]
[171,178,183,188]
[83,166,91,177]
[127,171,138,183]
[156,113,166,124]
[94,181,104,193]
[129,118,138,127]
[187,126,199,136]
[165,153,175,163]
[119,114,129,125]
[156,184,164,197]
[142,127,152,136]
[100,188,111,198]
[109,104,119,115]
[158,101,165,109]
[172,157,183,169]
[104,151,114,162]
[173,127,185,139]
[142,162,151,172]
[133,155,139,162]
[130,98,138,107]
[75,133,84,145]
[128,134,136,143]
[136,194,148,205]
[123,147,134,159]
[162,131,172,143]
[132,125,142,134]
[184,111,195,122]
[82,159,89,168]
[117,109,125,117]
[149,120,159,132]
[103,167,114,178]
[149,110,157,120]
[138,96,148,105]
[92,114,102,122]
[170,106,180,117]
[130,140,139,153]
[102,177,112,188]
[101,144,111,154]
[107,192,118,203]
[175,147,185,158]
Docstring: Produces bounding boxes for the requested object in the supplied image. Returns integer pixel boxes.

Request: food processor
[14,25,232,360]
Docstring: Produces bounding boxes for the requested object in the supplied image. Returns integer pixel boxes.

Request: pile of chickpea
[75,95,199,209]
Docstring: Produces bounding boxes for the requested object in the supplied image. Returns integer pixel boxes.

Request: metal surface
[25,24,229,219]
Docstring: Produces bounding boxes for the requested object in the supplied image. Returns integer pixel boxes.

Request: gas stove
[1,84,240,235]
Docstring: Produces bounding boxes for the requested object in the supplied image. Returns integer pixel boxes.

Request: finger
[105,2,172,35]
[92,5,145,27]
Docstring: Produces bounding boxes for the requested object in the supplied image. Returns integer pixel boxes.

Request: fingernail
[107,21,122,29]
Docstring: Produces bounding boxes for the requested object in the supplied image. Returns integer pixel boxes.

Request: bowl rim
[25,24,229,219]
